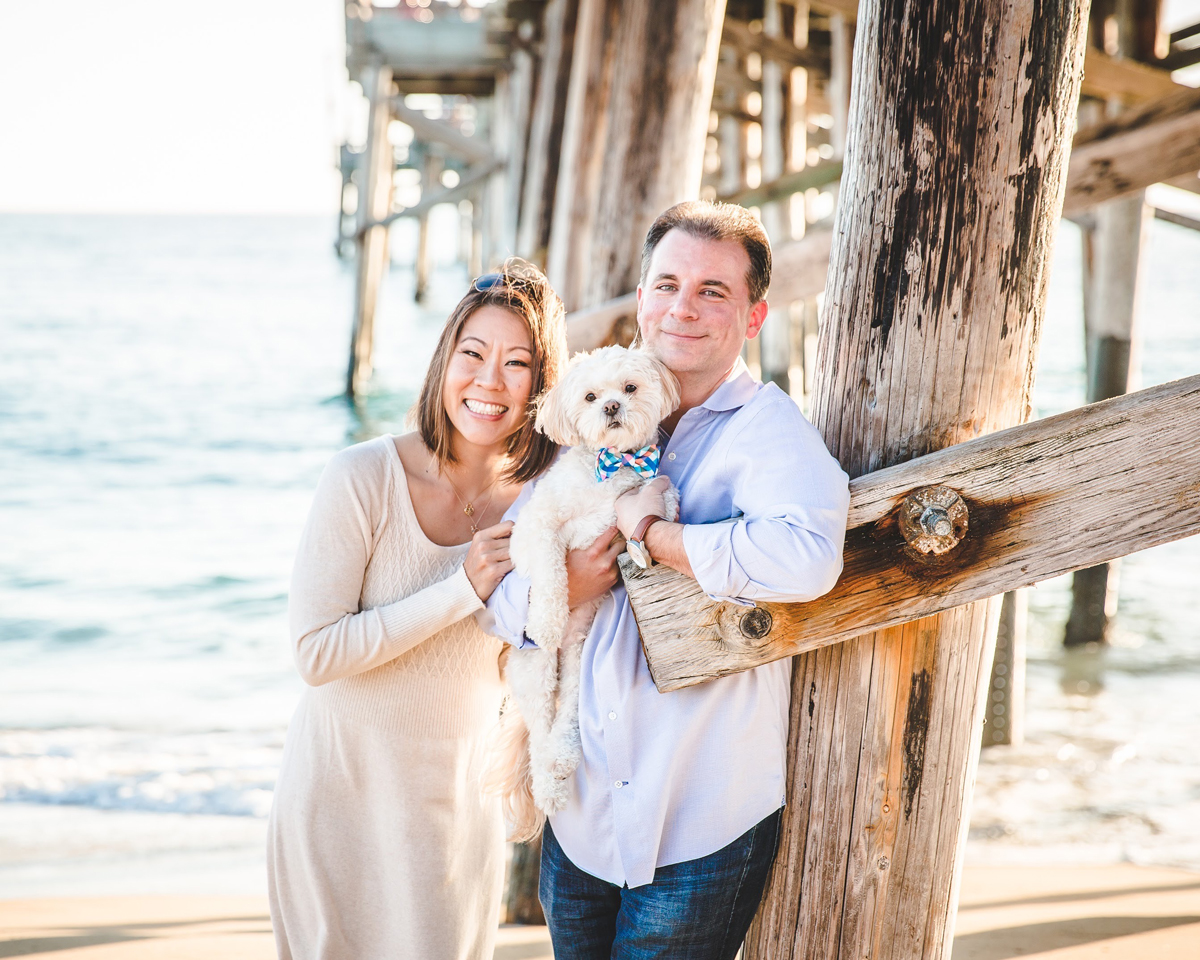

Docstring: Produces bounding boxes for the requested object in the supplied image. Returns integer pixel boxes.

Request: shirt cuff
[681,520,754,604]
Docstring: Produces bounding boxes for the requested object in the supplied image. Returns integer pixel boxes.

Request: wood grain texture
[742,2,1091,958]
[629,371,1200,692]
[579,0,728,306]
[1063,85,1200,216]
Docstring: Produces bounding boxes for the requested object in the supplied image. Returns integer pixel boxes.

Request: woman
[268,262,567,960]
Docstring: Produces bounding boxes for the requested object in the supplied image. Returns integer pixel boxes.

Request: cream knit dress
[268,435,506,960]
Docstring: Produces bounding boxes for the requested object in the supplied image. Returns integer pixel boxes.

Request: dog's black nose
[603,401,621,417]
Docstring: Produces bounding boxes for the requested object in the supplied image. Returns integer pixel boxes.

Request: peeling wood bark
[739,3,1092,958]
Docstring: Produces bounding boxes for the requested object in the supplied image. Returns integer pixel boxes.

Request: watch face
[626,541,650,569]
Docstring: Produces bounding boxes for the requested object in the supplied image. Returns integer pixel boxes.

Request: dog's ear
[640,351,681,421]
[534,375,582,446]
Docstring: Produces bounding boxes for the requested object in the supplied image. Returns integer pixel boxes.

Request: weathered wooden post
[1065,0,1158,648]
[415,149,443,304]
[983,589,1026,747]
[560,0,729,309]
[759,0,791,392]
[347,63,395,399]
[744,2,1089,957]
[516,0,578,266]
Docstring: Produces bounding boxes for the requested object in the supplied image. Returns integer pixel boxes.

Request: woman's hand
[464,521,515,602]
[566,526,623,609]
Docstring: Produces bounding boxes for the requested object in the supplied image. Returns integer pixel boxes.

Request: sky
[0,1,1198,215]
[0,0,351,214]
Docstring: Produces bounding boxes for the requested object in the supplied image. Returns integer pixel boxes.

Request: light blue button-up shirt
[481,358,850,888]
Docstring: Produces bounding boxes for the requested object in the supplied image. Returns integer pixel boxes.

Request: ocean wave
[0,728,280,819]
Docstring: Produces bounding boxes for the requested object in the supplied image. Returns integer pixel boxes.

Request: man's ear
[745,299,770,339]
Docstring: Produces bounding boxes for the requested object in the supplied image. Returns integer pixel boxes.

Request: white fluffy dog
[493,345,680,839]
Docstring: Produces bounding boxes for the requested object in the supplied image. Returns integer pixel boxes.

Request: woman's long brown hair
[414,259,567,484]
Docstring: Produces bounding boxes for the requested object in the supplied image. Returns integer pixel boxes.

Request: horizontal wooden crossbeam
[721,18,826,73]
[624,373,1200,692]
[717,162,843,208]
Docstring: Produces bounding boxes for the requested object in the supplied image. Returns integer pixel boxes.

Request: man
[485,200,850,959]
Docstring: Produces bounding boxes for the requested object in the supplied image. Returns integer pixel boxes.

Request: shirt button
[608,711,617,720]
[613,780,623,789]
[667,452,677,461]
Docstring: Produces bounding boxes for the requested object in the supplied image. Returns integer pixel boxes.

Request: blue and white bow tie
[595,444,660,482]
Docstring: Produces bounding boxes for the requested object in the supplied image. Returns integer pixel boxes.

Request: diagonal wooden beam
[625,373,1200,692]
[1080,47,1185,102]
[388,99,496,164]
[358,159,504,234]
[1063,85,1200,216]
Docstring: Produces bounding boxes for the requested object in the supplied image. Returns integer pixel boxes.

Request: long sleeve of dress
[288,441,484,687]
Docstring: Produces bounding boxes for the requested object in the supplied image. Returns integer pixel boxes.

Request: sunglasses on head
[472,269,543,294]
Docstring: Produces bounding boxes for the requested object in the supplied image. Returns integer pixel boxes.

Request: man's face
[636,229,768,385]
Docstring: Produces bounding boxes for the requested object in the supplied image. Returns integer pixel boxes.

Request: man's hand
[615,476,673,540]
[566,526,623,608]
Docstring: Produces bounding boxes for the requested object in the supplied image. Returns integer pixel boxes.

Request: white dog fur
[493,345,680,840]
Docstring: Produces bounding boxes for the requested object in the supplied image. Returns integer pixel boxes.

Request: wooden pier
[338,1,1200,954]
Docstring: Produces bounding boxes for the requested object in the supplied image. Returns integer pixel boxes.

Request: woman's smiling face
[442,304,535,454]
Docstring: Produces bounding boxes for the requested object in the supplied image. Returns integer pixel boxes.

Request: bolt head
[899,485,969,556]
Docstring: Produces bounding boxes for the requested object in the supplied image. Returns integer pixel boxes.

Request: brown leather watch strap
[631,514,667,544]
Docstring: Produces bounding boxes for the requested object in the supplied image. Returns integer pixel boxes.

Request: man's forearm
[643,520,694,579]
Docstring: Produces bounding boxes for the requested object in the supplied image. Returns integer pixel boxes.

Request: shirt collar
[698,356,760,413]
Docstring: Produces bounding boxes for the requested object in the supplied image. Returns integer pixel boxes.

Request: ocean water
[0,209,1198,895]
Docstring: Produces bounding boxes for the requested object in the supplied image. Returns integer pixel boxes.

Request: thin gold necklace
[435,457,499,535]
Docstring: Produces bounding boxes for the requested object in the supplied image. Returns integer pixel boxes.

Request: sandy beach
[1,863,1197,959]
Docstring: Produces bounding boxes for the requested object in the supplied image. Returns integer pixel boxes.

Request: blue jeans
[539,808,782,960]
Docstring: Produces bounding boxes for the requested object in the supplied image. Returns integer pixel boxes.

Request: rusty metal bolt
[918,504,954,538]
[899,485,968,555]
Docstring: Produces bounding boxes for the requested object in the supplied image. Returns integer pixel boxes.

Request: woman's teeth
[465,399,508,416]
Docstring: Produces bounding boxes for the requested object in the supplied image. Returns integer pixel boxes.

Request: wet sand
[1,864,1197,959]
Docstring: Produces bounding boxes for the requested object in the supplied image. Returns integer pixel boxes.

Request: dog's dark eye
[624,383,637,394]
[585,393,596,403]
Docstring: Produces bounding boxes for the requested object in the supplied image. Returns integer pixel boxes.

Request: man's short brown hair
[640,201,772,303]
[414,259,567,484]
